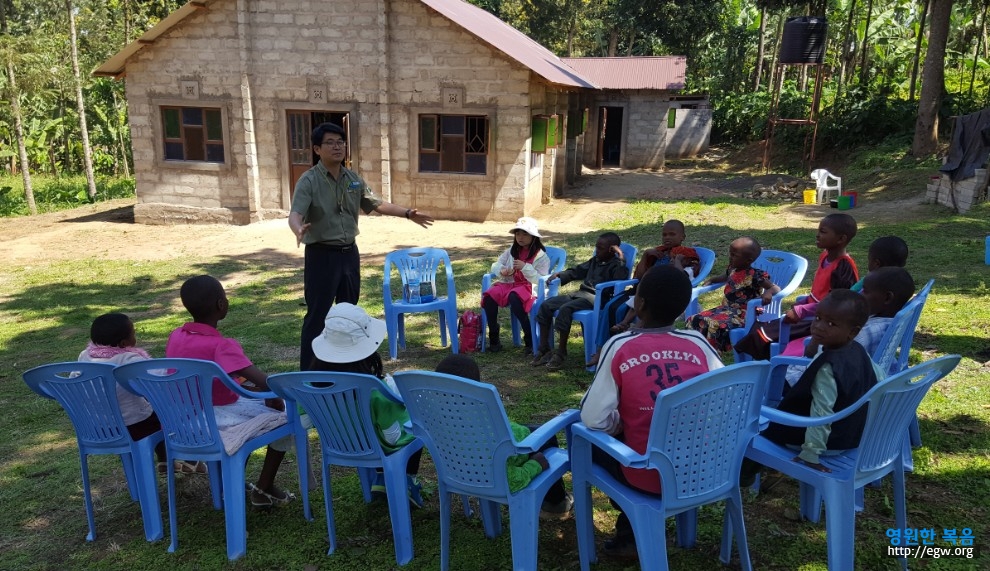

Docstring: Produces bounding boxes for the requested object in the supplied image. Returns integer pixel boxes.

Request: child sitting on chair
[686,236,780,352]
[608,219,701,335]
[785,267,916,385]
[308,303,424,508]
[735,213,860,360]
[166,275,295,509]
[482,217,551,353]
[850,235,909,292]
[742,289,883,484]
[580,265,725,556]
[531,232,629,371]
[435,354,573,518]
[78,313,208,474]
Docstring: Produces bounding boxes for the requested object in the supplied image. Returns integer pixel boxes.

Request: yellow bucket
[803,189,817,204]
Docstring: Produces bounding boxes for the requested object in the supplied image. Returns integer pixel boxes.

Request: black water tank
[780,16,827,64]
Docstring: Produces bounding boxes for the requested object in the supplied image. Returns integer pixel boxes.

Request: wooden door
[595,107,607,169]
[286,111,351,200]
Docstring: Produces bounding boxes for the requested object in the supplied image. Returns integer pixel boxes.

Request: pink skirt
[483,281,536,312]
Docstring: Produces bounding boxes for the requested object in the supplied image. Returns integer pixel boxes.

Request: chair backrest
[692,247,717,287]
[268,371,387,462]
[619,242,637,277]
[645,361,770,512]
[853,355,960,485]
[872,279,934,375]
[811,168,840,189]
[383,247,455,304]
[544,245,567,275]
[391,370,518,498]
[753,249,808,315]
[113,358,226,456]
[23,362,131,449]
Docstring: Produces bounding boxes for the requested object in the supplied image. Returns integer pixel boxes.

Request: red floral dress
[686,267,771,352]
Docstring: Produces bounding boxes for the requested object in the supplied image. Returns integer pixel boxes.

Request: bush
[0,175,135,217]
[817,87,917,149]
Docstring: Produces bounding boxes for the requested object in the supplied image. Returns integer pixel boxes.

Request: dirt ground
[0,167,922,267]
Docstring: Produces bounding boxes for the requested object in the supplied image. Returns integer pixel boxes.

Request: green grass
[1,171,989,570]
[0,174,135,217]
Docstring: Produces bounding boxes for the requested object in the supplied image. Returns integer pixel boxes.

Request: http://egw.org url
[888,545,976,559]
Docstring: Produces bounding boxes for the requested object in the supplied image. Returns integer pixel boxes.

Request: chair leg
[132,441,164,541]
[120,451,140,502]
[507,498,542,571]
[480,499,502,538]
[438,309,449,347]
[383,465,415,565]
[322,462,337,556]
[295,427,313,521]
[631,508,669,571]
[822,481,856,571]
[893,464,909,571]
[166,455,179,553]
[721,492,752,571]
[439,486,452,571]
[675,508,697,548]
[573,476,597,571]
[386,310,400,360]
[909,416,922,448]
[222,460,249,560]
[79,454,97,542]
[445,307,460,353]
[357,467,375,503]
[208,461,223,510]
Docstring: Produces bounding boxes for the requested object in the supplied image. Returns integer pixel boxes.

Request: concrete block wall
[926,170,988,213]
[665,108,711,158]
[122,0,569,224]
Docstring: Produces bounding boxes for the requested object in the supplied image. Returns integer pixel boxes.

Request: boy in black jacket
[531,232,628,371]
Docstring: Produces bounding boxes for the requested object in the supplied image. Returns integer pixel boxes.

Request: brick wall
[926,170,988,213]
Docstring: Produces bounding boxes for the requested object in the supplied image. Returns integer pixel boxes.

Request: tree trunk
[768,14,784,94]
[607,28,618,56]
[910,0,931,102]
[754,6,767,91]
[112,88,131,178]
[912,0,953,157]
[859,0,874,86]
[66,0,98,201]
[1,0,36,214]
[969,1,988,98]
[839,0,858,96]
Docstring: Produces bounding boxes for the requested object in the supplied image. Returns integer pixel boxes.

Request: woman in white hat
[309,303,424,507]
[481,217,551,352]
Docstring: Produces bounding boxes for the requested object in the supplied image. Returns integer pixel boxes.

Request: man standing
[289,122,434,369]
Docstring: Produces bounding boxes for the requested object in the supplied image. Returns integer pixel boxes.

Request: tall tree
[65,0,97,200]
[0,0,36,214]
[910,0,931,101]
[912,0,953,156]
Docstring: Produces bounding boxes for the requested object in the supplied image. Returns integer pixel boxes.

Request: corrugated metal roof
[94,0,596,88]
[418,0,595,88]
[561,56,686,90]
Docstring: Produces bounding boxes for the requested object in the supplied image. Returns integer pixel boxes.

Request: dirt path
[0,168,925,268]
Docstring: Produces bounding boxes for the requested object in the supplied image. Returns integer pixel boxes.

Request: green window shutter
[532,116,548,153]
[547,115,559,147]
[668,108,677,129]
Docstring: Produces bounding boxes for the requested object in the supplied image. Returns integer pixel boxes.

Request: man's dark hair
[179,275,225,320]
[822,288,870,327]
[311,122,346,147]
[868,236,909,268]
[435,354,481,381]
[638,265,692,325]
[822,213,858,242]
[90,312,132,347]
[863,267,915,310]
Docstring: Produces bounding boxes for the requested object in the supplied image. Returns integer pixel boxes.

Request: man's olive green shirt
[290,161,382,245]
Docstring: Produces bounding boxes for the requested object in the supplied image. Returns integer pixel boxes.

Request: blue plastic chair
[479,245,567,352]
[691,249,808,362]
[598,246,717,351]
[383,247,459,359]
[742,355,961,571]
[532,242,636,370]
[113,358,297,560]
[22,362,164,542]
[391,370,580,571]
[267,372,424,565]
[571,361,770,571]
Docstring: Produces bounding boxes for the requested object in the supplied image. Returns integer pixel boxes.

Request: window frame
[410,108,496,182]
[152,99,231,171]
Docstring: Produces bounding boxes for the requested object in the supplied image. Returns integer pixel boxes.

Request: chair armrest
[692,282,723,298]
[593,279,638,311]
[216,374,278,401]
[516,409,580,452]
[481,273,494,292]
[571,423,649,469]
[760,389,872,428]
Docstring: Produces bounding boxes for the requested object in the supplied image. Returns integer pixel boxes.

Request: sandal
[610,323,630,334]
[248,483,296,508]
[158,460,208,475]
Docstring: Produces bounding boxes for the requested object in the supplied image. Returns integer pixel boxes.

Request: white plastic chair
[810,169,841,204]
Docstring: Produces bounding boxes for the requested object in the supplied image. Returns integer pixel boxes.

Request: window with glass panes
[418,114,488,174]
[161,107,225,162]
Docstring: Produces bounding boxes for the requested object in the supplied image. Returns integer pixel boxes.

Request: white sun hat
[311,303,387,363]
[509,217,542,238]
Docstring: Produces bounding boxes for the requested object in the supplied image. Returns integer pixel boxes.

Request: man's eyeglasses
[321,140,347,148]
